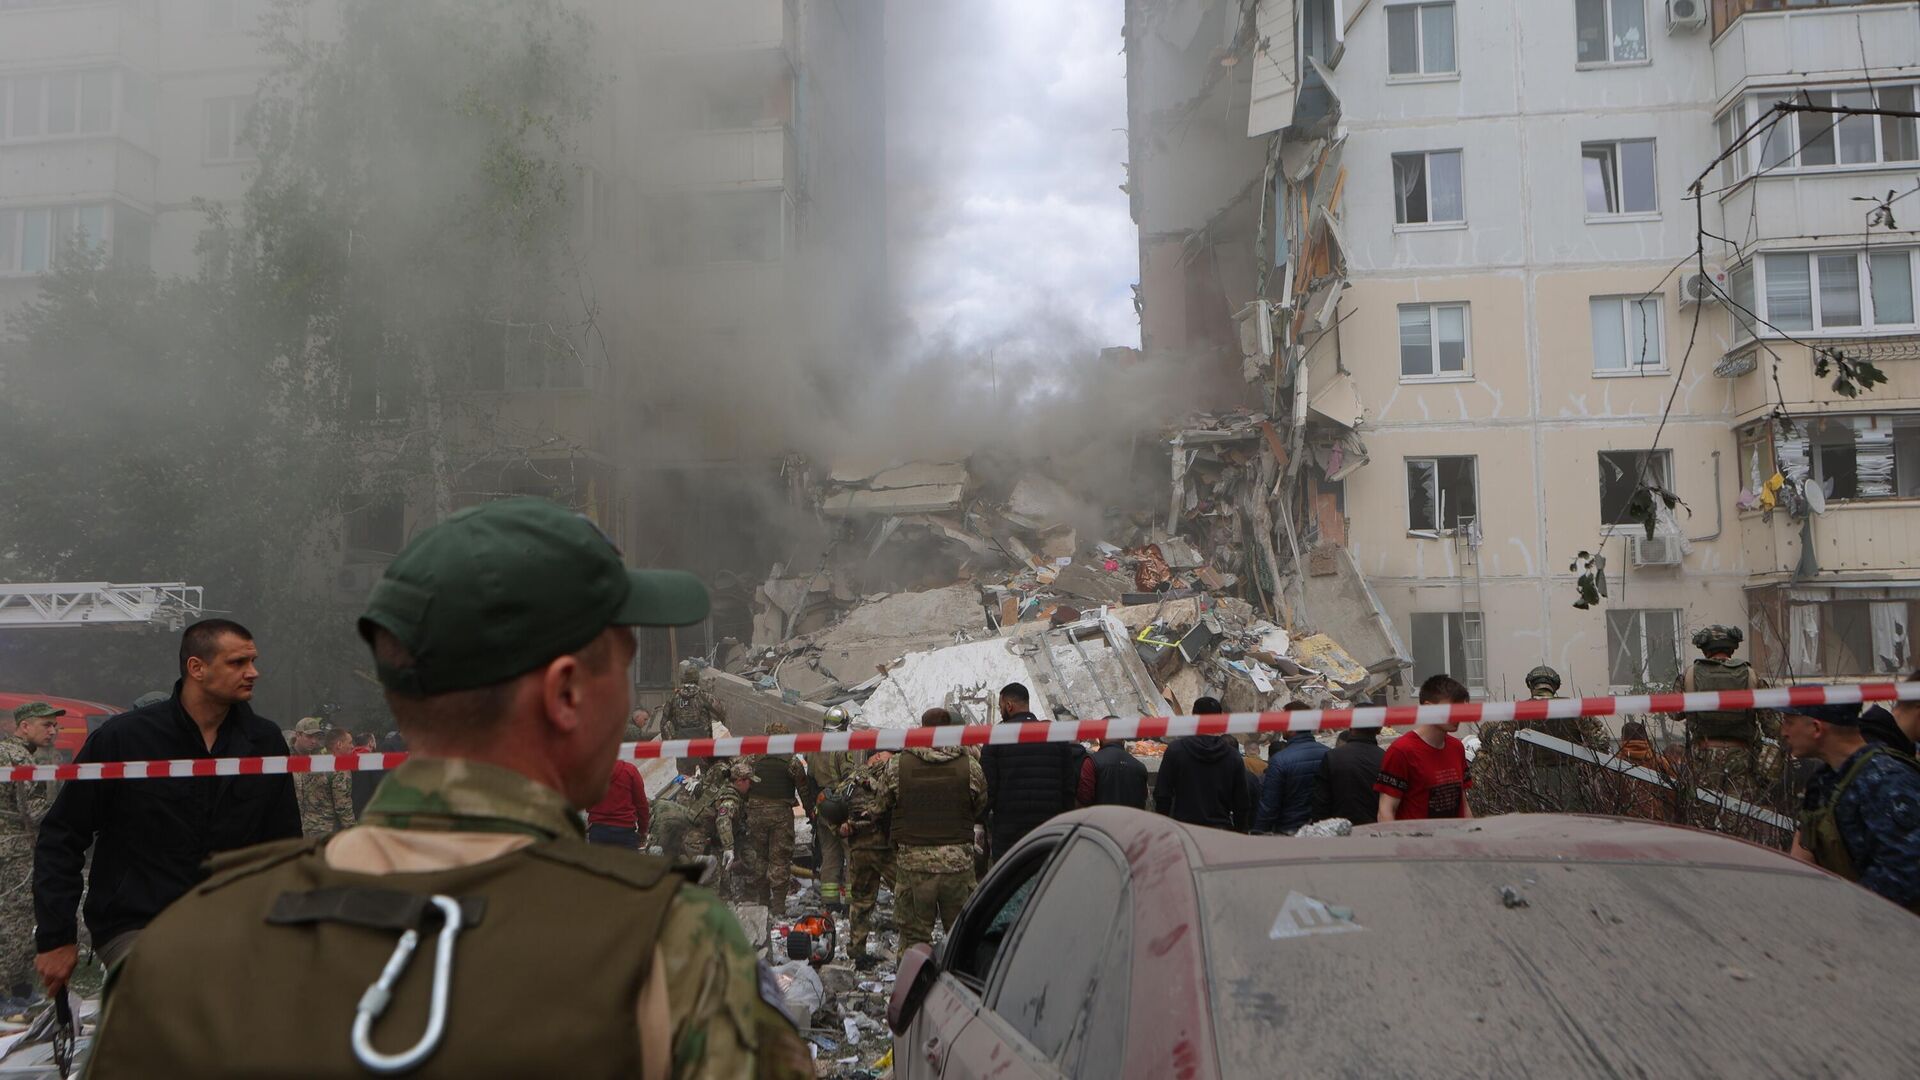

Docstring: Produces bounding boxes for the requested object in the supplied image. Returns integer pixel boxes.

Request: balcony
[0,2,154,68]
[639,124,794,192]
[1711,2,1920,99]
[1743,497,1920,577]
[635,0,791,56]
[0,138,156,206]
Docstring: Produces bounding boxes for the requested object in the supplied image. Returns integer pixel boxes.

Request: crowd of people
[0,497,1915,1074]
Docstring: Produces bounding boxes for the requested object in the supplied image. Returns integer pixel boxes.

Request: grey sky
[887,0,1138,361]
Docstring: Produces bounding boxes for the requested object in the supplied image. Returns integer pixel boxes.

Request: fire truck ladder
[0,583,205,630]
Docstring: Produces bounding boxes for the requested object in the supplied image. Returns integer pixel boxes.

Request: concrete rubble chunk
[809,585,989,685]
[866,461,971,490]
[820,484,966,517]
[1003,474,1083,530]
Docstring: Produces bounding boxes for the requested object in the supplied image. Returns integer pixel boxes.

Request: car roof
[1059,806,1821,876]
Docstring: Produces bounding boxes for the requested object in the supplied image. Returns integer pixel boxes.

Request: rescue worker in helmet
[662,662,726,776]
[1680,624,1777,801]
[806,706,859,914]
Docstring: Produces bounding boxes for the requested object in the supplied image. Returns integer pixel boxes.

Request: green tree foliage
[0,0,601,717]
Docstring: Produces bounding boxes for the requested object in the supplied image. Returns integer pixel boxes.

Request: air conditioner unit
[1630,534,1684,568]
[1680,269,1724,306]
[331,563,386,604]
[1667,0,1707,33]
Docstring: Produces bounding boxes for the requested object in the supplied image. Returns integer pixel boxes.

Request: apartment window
[1804,415,1920,500]
[1790,599,1916,676]
[204,96,255,162]
[1743,250,1919,336]
[1740,86,1919,174]
[1392,150,1464,226]
[1410,612,1484,690]
[1399,302,1470,379]
[1599,449,1672,525]
[1729,261,1758,339]
[0,204,110,275]
[207,0,270,32]
[343,495,405,561]
[1575,0,1647,65]
[1606,608,1680,688]
[1581,139,1657,216]
[1300,0,1345,67]
[1406,456,1477,532]
[1387,3,1455,77]
[1590,295,1663,372]
[1,70,116,140]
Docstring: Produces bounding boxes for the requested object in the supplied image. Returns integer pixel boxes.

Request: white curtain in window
[1790,604,1820,673]
[1871,602,1909,674]
[1428,150,1463,221]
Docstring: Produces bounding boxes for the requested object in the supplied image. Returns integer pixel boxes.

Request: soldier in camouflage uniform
[876,710,988,956]
[807,707,858,913]
[86,497,811,1077]
[839,751,894,969]
[0,703,58,1002]
[1474,666,1612,812]
[738,722,807,917]
[661,664,727,776]
[1679,624,1777,802]
[291,716,357,838]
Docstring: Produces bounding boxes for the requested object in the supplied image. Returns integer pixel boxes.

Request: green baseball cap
[13,702,65,724]
[293,716,332,736]
[358,497,709,695]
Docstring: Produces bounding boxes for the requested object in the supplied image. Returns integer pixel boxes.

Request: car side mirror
[887,943,939,1035]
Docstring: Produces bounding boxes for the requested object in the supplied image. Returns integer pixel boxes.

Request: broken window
[1300,0,1345,68]
[1581,139,1657,215]
[1387,3,1455,77]
[1590,295,1662,372]
[1399,302,1469,379]
[1410,611,1483,690]
[1813,421,1861,500]
[343,495,404,561]
[1606,608,1680,688]
[1392,150,1463,225]
[1598,449,1672,526]
[1406,456,1477,532]
[1575,0,1646,66]
[1805,600,1916,676]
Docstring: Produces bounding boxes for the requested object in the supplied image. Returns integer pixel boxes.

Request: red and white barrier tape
[8,682,1918,783]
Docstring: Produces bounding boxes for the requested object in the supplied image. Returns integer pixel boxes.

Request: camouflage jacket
[1478,701,1611,765]
[294,769,356,838]
[360,759,808,1077]
[877,747,986,874]
[842,756,892,852]
[661,688,726,740]
[688,762,742,853]
[1802,747,1920,909]
[0,735,49,855]
[743,753,809,806]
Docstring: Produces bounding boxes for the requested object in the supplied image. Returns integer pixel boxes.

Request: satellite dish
[1804,479,1828,515]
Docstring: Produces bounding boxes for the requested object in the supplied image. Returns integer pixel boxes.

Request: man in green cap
[0,703,59,1005]
[291,717,356,839]
[87,497,811,1078]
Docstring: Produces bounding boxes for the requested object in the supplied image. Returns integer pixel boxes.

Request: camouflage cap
[12,701,65,724]
[1523,665,1562,693]
[728,760,755,781]
[1691,624,1743,651]
[293,716,332,736]
[359,497,710,695]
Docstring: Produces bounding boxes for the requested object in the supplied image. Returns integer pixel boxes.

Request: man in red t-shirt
[1375,674,1474,822]
[586,758,649,849]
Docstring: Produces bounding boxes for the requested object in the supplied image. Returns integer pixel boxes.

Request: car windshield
[1197,858,1920,1077]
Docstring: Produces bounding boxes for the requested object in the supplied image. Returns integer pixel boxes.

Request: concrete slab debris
[819,484,967,517]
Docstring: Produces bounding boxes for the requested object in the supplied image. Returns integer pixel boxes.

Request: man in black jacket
[34,619,300,994]
[1312,727,1387,825]
[1153,698,1253,832]
[1089,721,1149,809]
[981,682,1081,859]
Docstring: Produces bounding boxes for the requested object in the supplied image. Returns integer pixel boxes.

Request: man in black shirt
[34,619,300,994]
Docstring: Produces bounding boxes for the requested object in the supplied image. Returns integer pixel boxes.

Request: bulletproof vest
[1684,659,1760,742]
[88,835,684,1078]
[664,691,712,738]
[747,754,798,805]
[1800,748,1920,914]
[890,753,975,848]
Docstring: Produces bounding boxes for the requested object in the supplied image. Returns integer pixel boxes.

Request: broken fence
[4,682,1917,784]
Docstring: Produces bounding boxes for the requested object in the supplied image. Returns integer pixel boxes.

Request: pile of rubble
[714,446,1407,734]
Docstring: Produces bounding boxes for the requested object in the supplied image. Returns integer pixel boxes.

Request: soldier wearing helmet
[1474,664,1610,810]
[1680,623,1774,801]
[661,662,727,776]
[805,707,859,914]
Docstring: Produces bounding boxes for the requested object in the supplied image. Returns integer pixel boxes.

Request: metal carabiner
[350,894,463,1075]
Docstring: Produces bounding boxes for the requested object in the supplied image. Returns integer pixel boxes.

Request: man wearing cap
[1782,703,1920,913]
[291,717,357,839]
[0,704,59,1005]
[1680,625,1775,799]
[738,721,808,918]
[85,498,811,1078]
[35,618,300,995]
